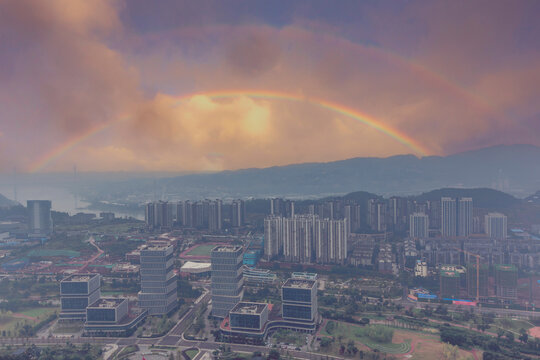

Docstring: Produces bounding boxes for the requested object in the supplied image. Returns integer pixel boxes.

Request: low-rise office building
[220,277,319,344]
[84,298,147,337]
[230,302,269,332]
[60,274,101,321]
[282,278,318,322]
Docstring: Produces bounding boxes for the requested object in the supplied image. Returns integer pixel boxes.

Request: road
[0,289,341,360]
[3,287,539,359]
[78,236,104,273]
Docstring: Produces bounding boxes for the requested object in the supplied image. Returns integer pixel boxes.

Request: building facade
[145,201,173,230]
[27,200,52,238]
[485,213,507,240]
[229,302,269,332]
[439,269,460,298]
[410,213,429,239]
[138,245,177,315]
[60,274,101,321]
[495,264,517,299]
[231,200,245,227]
[441,197,457,237]
[211,245,244,318]
[281,278,318,322]
[457,198,473,237]
[264,214,348,265]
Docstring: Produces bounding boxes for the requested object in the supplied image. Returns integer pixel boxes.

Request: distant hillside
[81,144,540,201]
[0,193,17,207]
[525,191,540,205]
[414,188,520,209]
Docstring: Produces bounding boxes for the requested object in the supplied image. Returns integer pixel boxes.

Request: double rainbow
[28,90,430,173]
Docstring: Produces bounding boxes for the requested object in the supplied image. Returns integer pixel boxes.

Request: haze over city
[1,2,540,360]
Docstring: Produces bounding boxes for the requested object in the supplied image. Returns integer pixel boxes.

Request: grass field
[186,244,216,256]
[19,308,56,318]
[185,349,199,359]
[0,307,57,335]
[318,321,479,359]
[321,322,411,355]
[493,318,534,333]
[27,249,80,258]
[53,322,84,334]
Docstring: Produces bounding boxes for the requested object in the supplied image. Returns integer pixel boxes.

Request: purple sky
[0,0,539,172]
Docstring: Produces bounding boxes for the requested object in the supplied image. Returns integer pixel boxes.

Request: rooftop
[291,272,318,280]
[283,278,316,289]
[230,302,268,315]
[181,261,211,270]
[88,298,125,308]
[143,245,172,251]
[212,245,243,253]
[495,264,517,271]
[62,273,99,282]
[440,270,460,278]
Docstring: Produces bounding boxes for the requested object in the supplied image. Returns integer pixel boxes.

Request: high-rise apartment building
[457,198,473,237]
[264,215,348,265]
[485,213,507,240]
[314,217,348,265]
[410,213,429,239]
[27,200,52,238]
[441,197,473,238]
[231,200,245,227]
[367,199,387,232]
[208,200,223,232]
[211,245,244,318]
[176,200,193,227]
[145,201,173,230]
[467,262,489,299]
[440,269,460,298]
[264,216,282,260]
[344,204,361,233]
[388,197,408,231]
[281,278,318,323]
[138,245,177,315]
[495,264,517,299]
[270,198,295,217]
[283,215,314,264]
[441,197,457,237]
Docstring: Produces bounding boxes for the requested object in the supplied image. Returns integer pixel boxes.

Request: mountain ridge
[77,144,540,201]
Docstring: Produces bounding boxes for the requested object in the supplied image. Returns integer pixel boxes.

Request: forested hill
[413,188,520,209]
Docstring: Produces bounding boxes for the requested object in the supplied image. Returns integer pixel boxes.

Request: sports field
[184,244,216,257]
[0,307,57,336]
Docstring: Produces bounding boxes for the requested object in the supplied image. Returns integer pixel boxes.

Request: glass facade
[61,297,89,310]
[230,313,260,329]
[211,246,244,318]
[138,245,177,315]
[60,274,101,320]
[87,308,116,322]
[281,278,317,322]
[61,282,88,295]
[282,287,311,302]
[282,304,311,320]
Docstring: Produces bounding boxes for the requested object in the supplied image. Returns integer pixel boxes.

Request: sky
[0,0,539,173]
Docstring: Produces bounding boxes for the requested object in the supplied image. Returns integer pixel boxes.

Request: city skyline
[1,0,539,173]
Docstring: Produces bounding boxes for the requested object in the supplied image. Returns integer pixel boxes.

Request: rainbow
[29,90,430,173]
[28,121,118,173]
[176,90,430,156]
